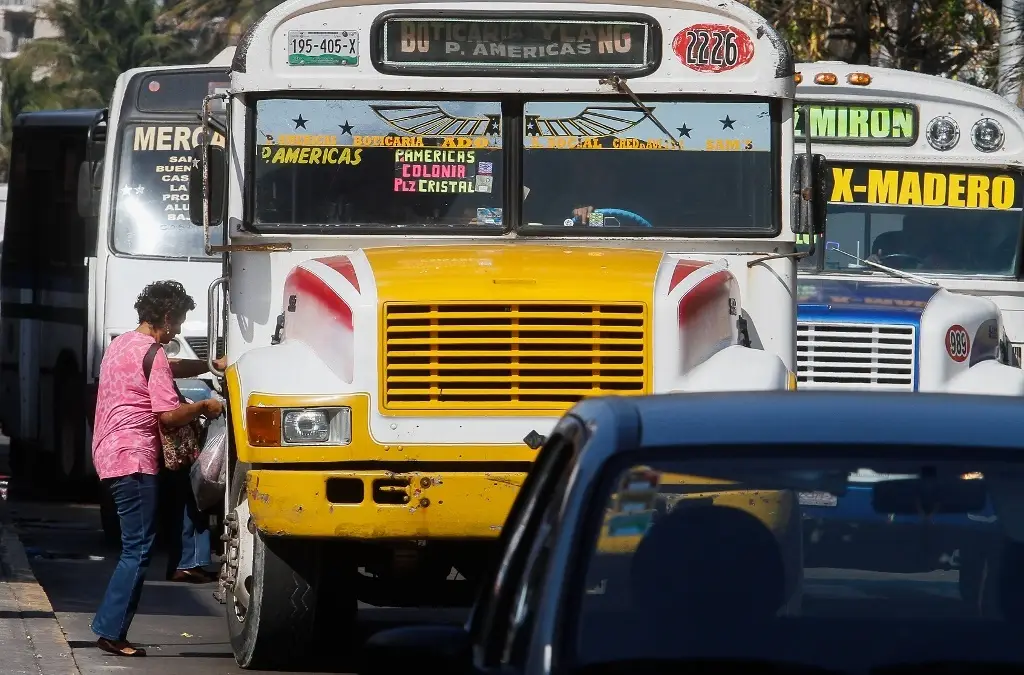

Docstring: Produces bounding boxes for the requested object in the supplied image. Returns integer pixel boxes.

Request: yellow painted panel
[247,468,524,539]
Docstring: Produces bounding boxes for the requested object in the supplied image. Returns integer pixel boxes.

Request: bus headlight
[281,407,352,445]
[926,116,959,151]
[163,339,181,357]
[971,118,1004,152]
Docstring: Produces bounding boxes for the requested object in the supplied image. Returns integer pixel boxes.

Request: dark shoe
[169,568,217,584]
[96,637,147,656]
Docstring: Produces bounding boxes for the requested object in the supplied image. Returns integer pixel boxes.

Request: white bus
[0,52,232,505]
[190,0,824,666]
[794,62,1024,393]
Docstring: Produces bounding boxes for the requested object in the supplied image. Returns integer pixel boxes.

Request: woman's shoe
[168,567,218,584]
[96,637,147,656]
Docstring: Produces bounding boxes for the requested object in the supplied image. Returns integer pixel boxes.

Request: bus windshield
[520,99,775,234]
[798,164,1024,277]
[112,124,222,259]
[251,97,777,235]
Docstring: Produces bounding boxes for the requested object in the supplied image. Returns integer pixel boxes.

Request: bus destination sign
[794,102,918,146]
[377,15,657,75]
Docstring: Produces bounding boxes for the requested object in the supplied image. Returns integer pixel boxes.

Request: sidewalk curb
[0,498,82,674]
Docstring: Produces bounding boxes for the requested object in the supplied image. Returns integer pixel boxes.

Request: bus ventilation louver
[382,303,648,410]
[185,337,225,361]
[796,322,915,390]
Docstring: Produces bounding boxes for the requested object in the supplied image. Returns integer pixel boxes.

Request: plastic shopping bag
[191,415,227,511]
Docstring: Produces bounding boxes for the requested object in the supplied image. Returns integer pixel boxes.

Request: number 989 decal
[672,24,755,73]
[945,324,971,363]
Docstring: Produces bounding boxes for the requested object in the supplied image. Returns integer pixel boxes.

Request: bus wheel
[225,464,356,670]
[99,483,121,548]
[52,360,83,487]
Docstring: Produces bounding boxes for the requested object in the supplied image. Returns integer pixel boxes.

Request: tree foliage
[742,0,1001,87]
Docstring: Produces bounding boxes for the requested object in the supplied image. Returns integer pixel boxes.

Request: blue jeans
[92,473,158,641]
[162,467,211,577]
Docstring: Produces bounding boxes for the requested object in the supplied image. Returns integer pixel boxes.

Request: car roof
[568,391,1024,458]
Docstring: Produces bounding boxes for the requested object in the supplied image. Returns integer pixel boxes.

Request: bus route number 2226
[287,30,359,67]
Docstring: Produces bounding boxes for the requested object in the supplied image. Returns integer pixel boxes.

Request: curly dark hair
[135,280,196,327]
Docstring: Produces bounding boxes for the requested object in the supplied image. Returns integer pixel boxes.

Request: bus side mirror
[189,144,226,227]
[77,160,102,218]
[791,153,829,236]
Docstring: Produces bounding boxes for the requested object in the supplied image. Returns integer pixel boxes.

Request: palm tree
[158,0,286,59]
[20,0,199,108]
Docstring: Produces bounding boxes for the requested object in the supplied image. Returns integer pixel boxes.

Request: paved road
[8,500,467,675]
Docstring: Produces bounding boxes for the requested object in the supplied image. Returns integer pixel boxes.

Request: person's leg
[170,468,216,583]
[91,473,158,654]
[162,469,186,580]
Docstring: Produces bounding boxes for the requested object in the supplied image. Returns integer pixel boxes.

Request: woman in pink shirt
[90,280,224,657]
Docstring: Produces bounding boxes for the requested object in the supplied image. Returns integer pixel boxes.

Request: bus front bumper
[245,468,525,539]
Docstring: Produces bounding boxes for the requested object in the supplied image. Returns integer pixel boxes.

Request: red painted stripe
[317,255,360,293]
[285,267,353,330]
[668,259,709,293]
[678,270,733,327]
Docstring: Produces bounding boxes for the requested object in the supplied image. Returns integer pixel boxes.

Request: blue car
[364,391,1024,675]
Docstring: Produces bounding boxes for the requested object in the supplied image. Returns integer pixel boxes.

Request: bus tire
[52,356,84,488]
[99,483,121,548]
[225,463,356,670]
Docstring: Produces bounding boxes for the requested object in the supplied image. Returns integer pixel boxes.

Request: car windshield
[797,163,1024,277]
[112,123,222,259]
[250,97,777,235]
[571,451,1023,671]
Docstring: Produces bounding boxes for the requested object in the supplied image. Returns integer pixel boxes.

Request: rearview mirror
[189,144,226,227]
[872,478,988,515]
[362,625,470,675]
[77,160,100,218]
[791,153,829,236]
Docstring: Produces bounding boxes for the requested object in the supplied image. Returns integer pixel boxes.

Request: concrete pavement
[7,499,468,674]
[0,495,81,675]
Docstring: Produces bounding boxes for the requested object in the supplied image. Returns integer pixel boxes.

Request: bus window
[520,99,777,235]
[112,123,223,258]
[5,129,88,270]
[820,204,1022,277]
[251,98,503,230]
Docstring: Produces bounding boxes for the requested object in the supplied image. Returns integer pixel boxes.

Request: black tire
[226,463,357,670]
[99,484,121,548]
[52,358,85,492]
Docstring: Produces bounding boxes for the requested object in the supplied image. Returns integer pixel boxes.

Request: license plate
[799,491,838,507]
[288,30,359,66]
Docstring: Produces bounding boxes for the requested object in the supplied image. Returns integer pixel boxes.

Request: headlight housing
[247,406,352,446]
[163,339,181,358]
[971,118,1004,152]
[926,116,959,151]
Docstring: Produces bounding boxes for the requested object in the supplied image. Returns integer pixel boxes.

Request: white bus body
[794,62,1024,394]
[195,1,820,667]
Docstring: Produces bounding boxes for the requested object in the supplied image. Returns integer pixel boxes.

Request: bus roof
[13,109,105,128]
[794,61,1024,167]
[231,0,794,98]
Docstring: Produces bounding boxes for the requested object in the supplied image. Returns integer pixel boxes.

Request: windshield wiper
[600,75,679,147]
[825,242,938,287]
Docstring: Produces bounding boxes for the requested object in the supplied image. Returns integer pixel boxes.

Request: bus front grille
[797,322,915,391]
[382,303,648,411]
[185,337,224,361]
